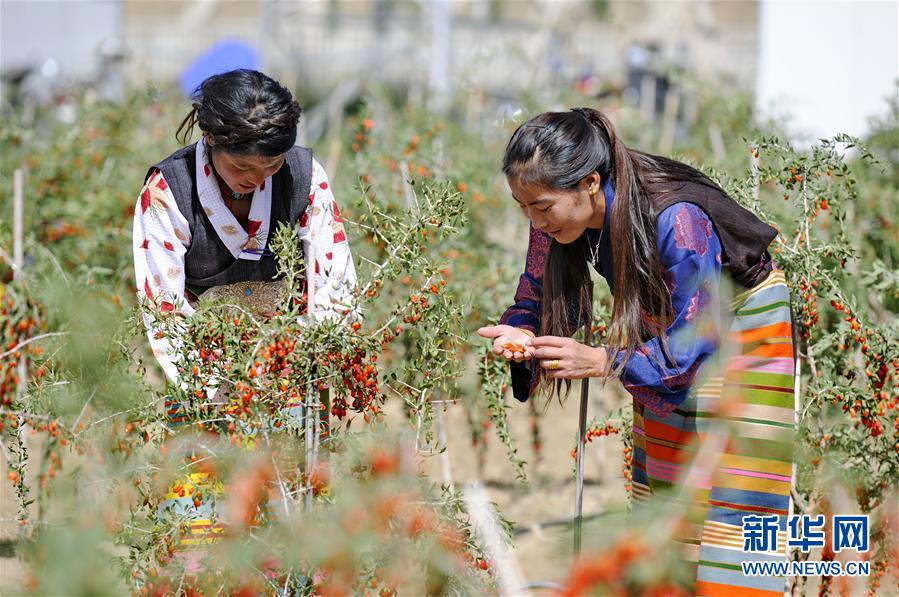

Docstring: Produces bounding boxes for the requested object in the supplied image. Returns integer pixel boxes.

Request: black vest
[650,180,776,288]
[587,180,776,291]
[146,145,313,292]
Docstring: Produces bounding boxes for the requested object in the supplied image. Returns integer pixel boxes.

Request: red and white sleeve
[298,159,359,321]
[132,169,195,383]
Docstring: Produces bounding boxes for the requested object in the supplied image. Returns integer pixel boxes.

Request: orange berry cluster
[828,299,898,446]
[460,542,491,573]
[572,421,634,493]
[571,421,620,459]
[380,279,446,346]
[321,347,382,419]
[797,277,819,336]
[502,342,526,353]
[303,461,329,497]
[1,297,41,408]
[350,117,374,153]
[406,160,432,179]
[365,279,382,299]
[812,197,829,217]
[784,166,804,191]
[558,539,671,596]
[4,417,68,489]
[46,221,87,242]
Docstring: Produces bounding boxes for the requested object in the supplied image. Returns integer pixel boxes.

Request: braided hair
[176,69,302,157]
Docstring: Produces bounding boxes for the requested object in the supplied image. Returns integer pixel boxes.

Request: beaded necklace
[206,147,252,201]
[217,176,252,201]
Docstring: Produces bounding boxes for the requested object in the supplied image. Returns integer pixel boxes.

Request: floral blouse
[500,180,722,417]
[133,140,357,383]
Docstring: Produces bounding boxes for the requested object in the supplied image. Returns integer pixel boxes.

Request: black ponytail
[503,108,721,388]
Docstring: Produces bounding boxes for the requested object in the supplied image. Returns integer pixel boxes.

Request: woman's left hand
[528,336,608,379]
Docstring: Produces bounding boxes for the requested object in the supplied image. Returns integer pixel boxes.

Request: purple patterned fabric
[685,281,713,322]
[614,203,722,415]
[673,203,714,256]
[499,197,724,415]
[498,224,551,333]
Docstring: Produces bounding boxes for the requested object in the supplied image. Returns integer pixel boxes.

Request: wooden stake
[463,482,528,596]
[709,123,726,162]
[750,141,761,205]
[399,161,417,215]
[324,97,343,181]
[658,86,680,153]
[13,168,29,537]
[304,243,319,512]
[13,169,26,394]
[639,74,656,148]
[13,169,24,276]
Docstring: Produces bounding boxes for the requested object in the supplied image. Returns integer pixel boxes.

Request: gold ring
[546,360,560,371]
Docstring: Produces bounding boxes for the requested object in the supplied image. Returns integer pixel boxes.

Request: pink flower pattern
[673,203,713,256]
[685,284,711,322]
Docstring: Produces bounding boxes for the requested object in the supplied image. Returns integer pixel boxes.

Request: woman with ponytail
[479,108,795,596]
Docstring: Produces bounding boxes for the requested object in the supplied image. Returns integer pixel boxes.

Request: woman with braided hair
[132,69,356,569]
[479,108,796,595]
[134,69,357,382]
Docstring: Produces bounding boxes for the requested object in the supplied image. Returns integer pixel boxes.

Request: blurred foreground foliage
[0,81,897,594]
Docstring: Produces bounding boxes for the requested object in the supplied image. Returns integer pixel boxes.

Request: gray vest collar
[147,144,313,292]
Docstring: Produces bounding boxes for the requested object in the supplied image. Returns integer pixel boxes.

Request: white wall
[1,0,122,79]
[756,0,898,141]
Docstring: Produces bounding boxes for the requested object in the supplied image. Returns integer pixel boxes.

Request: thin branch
[0,246,18,270]
[0,409,74,435]
[0,332,70,359]
[71,388,98,432]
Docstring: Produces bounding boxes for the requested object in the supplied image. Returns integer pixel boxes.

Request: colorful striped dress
[631,268,795,596]
[500,189,796,595]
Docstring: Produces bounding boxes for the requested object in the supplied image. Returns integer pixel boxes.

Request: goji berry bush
[1,83,897,595]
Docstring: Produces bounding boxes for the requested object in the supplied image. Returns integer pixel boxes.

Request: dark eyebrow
[233,156,284,169]
[512,194,552,206]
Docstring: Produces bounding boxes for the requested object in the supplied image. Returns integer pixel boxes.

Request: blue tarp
[178,40,258,96]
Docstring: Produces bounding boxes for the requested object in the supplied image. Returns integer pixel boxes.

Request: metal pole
[304,378,319,512]
[573,377,589,557]
[304,243,318,512]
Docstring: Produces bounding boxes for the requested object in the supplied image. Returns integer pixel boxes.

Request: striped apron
[631,269,796,596]
[156,394,308,570]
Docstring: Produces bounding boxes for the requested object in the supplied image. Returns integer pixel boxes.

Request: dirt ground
[0,378,631,594]
[417,379,631,592]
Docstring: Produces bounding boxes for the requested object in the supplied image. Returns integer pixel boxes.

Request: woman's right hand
[477,325,535,362]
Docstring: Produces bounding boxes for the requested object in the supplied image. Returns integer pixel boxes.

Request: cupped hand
[529,335,608,379]
[477,324,535,362]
